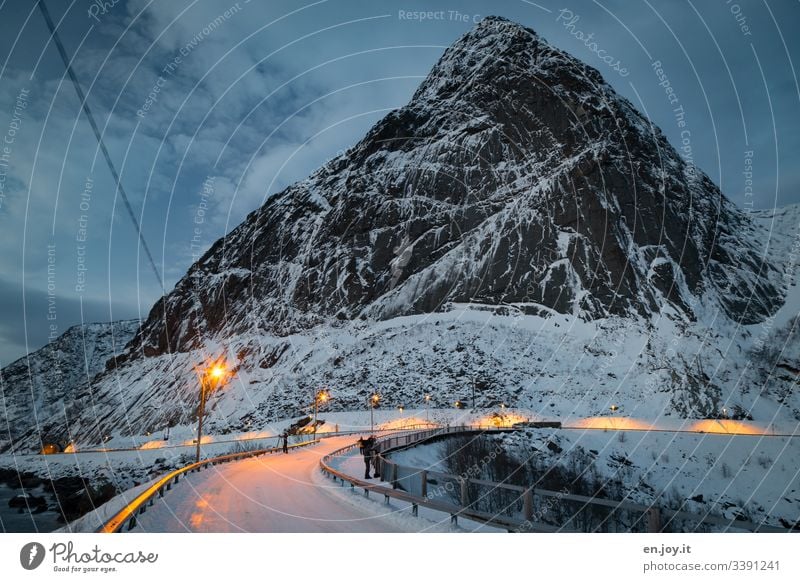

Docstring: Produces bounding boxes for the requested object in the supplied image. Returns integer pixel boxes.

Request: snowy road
[129,435,408,533]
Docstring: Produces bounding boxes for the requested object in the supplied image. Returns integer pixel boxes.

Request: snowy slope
[12,17,800,450]
[0,320,139,452]
[389,428,800,529]
[124,16,782,361]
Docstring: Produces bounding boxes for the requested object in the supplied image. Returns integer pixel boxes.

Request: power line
[37,0,164,292]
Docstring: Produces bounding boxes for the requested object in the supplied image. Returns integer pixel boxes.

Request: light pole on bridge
[195,359,230,463]
[369,393,380,433]
[313,388,330,442]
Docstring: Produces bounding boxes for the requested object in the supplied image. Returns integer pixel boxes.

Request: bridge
[98,425,792,533]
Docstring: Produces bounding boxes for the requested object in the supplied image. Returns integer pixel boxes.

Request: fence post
[420,470,428,498]
[523,488,534,522]
[647,507,661,533]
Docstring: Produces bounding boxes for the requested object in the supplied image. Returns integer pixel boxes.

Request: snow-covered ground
[387,427,800,529]
[121,435,413,533]
[3,407,797,532]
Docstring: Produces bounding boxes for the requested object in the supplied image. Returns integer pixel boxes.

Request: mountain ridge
[5,16,798,449]
[121,16,781,363]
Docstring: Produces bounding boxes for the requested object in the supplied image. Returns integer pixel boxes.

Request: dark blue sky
[0,0,798,365]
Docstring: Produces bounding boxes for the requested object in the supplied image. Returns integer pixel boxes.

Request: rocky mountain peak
[120,16,782,363]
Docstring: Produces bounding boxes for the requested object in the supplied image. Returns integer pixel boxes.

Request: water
[0,484,64,533]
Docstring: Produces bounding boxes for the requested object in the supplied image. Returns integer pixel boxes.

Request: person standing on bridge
[358,436,375,478]
[282,431,289,454]
[371,444,381,479]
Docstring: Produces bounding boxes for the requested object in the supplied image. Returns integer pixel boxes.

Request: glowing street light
[195,359,230,463]
[313,388,330,441]
[424,393,431,422]
[610,404,619,413]
[369,393,380,433]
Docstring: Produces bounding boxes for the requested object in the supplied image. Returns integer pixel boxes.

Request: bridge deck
[130,436,407,533]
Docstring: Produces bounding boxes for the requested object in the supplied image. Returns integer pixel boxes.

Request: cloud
[0,276,139,366]
[1,0,798,366]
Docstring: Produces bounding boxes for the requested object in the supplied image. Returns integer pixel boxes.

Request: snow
[56,481,155,533]
[360,425,800,529]
[126,436,411,532]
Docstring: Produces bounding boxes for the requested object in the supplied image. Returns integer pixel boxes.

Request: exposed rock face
[123,16,781,363]
[8,17,797,449]
[0,321,139,452]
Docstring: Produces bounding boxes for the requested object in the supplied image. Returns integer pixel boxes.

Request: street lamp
[195,360,229,463]
[369,393,380,433]
[424,393,431,423]
[313,388,330,441]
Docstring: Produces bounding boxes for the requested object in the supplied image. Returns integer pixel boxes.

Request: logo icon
[20,542,46,570]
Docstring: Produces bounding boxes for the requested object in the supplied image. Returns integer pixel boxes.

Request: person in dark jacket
[282,432,289,454]
[371,445,381,479]
[358,436,375,478]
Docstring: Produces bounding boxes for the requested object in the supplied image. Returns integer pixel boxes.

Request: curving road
[129,435,405,533]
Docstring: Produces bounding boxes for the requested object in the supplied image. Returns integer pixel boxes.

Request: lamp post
[425,393,431,423]
[369,393,380,433]
[313,388,330,441]
[196,361,228,463]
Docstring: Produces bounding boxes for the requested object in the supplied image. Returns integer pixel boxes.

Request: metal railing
[97,437,318,533]
[97,424,436,533]
[321,428,792,533]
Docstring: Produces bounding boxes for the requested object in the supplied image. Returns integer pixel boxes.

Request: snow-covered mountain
[0,320,139,452]
[127,17,782,360]
[10,17,800,449]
